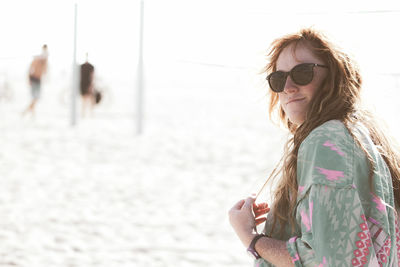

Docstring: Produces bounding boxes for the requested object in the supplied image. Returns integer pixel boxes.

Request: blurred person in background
[229,28,400,266]
[22,44,48,117]
[80,53,95,117]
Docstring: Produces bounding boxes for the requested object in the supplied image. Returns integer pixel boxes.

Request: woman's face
[276,43,327,125]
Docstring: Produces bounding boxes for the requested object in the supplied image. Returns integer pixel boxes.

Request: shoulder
[298,120,355,167]
[81,62,94,68]
[31,57,39,65]
[301,120,352,148]
[297,120,358,194]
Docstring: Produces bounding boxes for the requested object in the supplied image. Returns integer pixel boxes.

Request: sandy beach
[2,60,400,267]
[1,2,400,265]
[0,62,287,266]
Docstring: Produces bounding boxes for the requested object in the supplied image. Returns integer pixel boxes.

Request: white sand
[0,63,286,267]
[2,59,399,267]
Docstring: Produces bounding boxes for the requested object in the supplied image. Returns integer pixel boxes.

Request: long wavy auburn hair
[263,28,400,237]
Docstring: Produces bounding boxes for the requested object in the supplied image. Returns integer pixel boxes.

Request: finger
[254,210,270,219]
[253,203,269,210]
[253,202,269,210]
[261,203,269,209]
[231,199,245,210]
[253,205,269,213]
[244,197,256,209]
[254,208,270,217]
[254,206,270,212]
[255,217,267,226]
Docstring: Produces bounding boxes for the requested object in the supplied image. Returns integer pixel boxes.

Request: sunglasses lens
[267,64,319,92]
[268,71,286,92]
[291,64,313,85]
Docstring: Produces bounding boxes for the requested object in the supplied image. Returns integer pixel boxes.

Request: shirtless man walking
[22,44,48,117]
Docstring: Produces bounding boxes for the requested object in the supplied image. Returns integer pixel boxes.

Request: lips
[286,97,306,105]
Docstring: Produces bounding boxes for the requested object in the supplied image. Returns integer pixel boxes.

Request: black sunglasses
[266,63,328,93]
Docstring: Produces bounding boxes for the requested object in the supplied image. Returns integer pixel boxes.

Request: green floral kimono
[255,120,400,266]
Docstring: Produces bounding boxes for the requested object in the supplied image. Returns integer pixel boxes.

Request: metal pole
[71,3,78,126]
[136,0,144,134]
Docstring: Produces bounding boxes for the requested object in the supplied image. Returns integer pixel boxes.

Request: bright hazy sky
[1,0,400,87]
[1,0,400,61]
[0,0,399,135]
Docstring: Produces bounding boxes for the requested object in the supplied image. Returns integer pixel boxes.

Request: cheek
[310,73,327,93]
[278,94,285,109]
[278,93,286,103]
[303,83,319,98]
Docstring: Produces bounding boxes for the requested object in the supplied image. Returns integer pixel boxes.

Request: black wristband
[250,233,266,248]
[247,233,267,259]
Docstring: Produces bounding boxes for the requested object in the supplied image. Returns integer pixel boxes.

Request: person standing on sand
[22,44,48,117]
[80,53,95,117]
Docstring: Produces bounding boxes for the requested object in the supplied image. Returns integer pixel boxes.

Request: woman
[229,28,400,266]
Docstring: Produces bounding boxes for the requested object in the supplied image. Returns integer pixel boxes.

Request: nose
[282,76,298,94]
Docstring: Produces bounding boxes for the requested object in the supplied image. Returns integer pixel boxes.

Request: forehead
[276,43,323,71]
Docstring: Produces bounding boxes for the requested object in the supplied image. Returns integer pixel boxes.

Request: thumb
[231,199,245,210]
[243,196,256,209]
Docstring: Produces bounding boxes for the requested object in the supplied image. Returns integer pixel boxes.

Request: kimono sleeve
[286,184,379,266]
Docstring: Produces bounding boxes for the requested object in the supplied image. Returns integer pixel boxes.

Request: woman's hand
[228,196,270,247]
[253,201,270,226]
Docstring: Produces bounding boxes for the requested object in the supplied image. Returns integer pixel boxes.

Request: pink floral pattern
[256,120,399,267]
